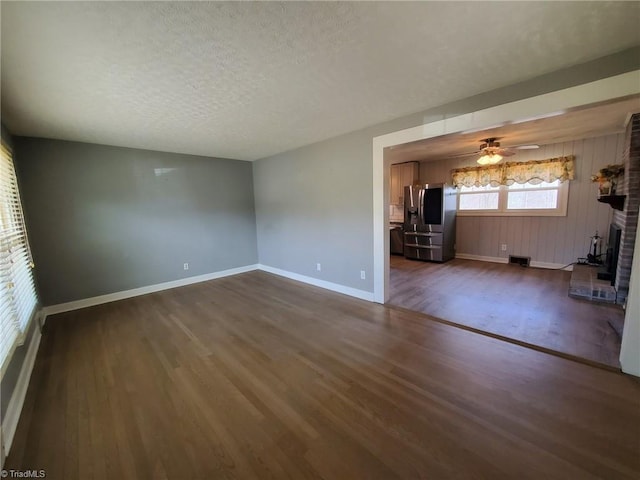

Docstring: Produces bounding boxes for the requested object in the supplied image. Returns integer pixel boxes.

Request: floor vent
[509,255,531,267]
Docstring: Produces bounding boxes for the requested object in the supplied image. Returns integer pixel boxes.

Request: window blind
[0,142,38,377]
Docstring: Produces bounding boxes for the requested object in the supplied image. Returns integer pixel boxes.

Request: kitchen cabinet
[390,164,401,205]
[390,225,404,255]
[390,161,419,206]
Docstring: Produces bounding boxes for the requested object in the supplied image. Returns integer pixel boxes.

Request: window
[1,142,38,376]
[458,179,568,216]
[452,156,574,217]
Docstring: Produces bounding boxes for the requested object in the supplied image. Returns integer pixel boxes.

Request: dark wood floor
[390,256,625,368]
[7,271,640,479]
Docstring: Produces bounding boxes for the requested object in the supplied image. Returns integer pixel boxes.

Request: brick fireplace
[612,113,640,304]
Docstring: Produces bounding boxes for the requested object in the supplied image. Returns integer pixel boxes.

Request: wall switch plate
[183,263,189,270]
[316,263,321,271]
[501,244,507,251]
[360,270,366,280]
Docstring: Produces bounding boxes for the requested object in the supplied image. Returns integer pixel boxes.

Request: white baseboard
[40,255,573,322]
[258,264,375,302]
[455,253,573,271]
[42,263,375,319]
[42,264,260,319]
[456,253,509,264]
[1,316,43,462]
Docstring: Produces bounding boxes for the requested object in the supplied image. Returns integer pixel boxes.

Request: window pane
[460,184,500,193]
[509,180,560,190]
[507,189,558,209]
[459,192,499,210]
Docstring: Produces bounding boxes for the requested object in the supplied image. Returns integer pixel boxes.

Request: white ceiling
[2,2,639,161]
[386,95,640,164]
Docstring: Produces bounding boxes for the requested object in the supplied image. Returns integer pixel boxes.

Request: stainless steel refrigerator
[403,183,456,262]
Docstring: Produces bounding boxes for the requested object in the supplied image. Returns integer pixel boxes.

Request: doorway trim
[372,69,640,304]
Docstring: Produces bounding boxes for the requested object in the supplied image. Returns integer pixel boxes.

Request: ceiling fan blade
[442,141,538,161]
[447,150,481,158]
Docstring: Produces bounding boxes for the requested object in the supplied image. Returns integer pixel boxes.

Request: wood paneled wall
[419,134,626,266]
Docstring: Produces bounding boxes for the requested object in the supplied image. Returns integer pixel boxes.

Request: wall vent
[509,255,531,267]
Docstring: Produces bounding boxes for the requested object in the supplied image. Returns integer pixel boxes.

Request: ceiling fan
[453,138,539,165]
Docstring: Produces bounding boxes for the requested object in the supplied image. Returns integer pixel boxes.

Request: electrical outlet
[501,244,507,251]
[316,263,321,271]
[360,270,366,280]
[183,263,189,270]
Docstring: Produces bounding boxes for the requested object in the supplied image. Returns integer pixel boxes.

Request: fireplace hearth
[569,264,617,304]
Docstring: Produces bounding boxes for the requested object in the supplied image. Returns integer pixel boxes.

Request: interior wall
[14,137,258,306]
[253,129,381,292]
[253,48,639,291]
[418,134,624,266]
[620,215,640,375]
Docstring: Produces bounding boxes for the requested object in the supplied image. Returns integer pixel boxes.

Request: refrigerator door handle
[418,188,424,226]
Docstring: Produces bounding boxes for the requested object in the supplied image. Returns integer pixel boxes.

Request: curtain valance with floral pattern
[451,156,575,188]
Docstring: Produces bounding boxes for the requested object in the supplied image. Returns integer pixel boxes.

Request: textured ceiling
[387,96,640,164]
[2,2,639,161]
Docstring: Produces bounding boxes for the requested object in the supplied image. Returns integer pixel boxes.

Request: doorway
[372,72,639,367]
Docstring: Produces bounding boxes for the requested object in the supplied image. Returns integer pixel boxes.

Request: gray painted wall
[254,129,378,291]
[253,48,640,292]
[14,138,258,306]
[419,134,623,265]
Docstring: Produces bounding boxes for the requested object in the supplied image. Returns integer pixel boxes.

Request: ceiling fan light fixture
[477,153,502,165]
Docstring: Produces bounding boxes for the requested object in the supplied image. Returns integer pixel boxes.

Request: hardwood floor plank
[389,256,624,367]
[5,271,639,479]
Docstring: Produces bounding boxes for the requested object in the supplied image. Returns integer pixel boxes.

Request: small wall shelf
[597,195,626,211]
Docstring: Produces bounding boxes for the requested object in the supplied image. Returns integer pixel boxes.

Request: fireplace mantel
[597,194,626,211]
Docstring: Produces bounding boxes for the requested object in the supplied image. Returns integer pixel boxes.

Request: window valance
[451,156,575,188]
